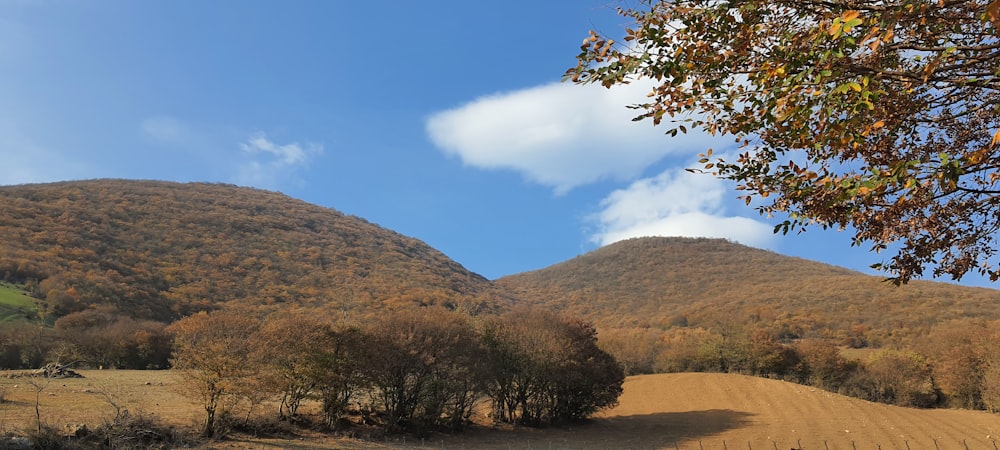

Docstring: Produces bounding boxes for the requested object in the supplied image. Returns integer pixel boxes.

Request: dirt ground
[1,371,998,449]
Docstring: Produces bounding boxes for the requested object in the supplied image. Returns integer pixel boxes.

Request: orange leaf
[988,0,1000,33]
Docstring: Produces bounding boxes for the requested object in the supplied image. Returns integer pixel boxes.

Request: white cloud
[426,80,721,194]
[590,166,775,249]
[233,132,323,189]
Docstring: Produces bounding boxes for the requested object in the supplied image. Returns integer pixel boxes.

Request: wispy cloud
[426,81,720,194]
[233,132,323,189]
[589,166,775,249]
[141,116,198,146]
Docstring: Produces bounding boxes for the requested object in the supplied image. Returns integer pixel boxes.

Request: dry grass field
[1,371,999,449]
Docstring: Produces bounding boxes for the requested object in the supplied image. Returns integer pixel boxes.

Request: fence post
[964,439,970,450]
[934,439,940,450]
[905,440,911,450]
[851,440,857,450]
[824,440,830,450]
[700,440,705,450]
[748,440,753,450]
[724,440,729,450]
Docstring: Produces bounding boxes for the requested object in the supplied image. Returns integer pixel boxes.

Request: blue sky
[1,1,992,287]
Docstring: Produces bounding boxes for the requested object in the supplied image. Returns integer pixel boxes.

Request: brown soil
[1,371,998,449]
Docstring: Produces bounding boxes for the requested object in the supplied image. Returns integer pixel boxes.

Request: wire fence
[663,439,1000,450]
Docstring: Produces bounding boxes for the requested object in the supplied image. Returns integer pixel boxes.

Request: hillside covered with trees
[0,179,508,323]
[497,237,1000,346]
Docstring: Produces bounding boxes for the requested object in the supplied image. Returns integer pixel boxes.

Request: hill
[497,237,1000,345]
[0,179,506,322]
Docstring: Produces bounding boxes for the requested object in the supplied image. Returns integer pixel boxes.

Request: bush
[865,349,940,407]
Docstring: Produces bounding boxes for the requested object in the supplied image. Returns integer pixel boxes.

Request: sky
[1,1,994,288]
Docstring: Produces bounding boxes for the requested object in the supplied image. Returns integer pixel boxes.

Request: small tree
[314,324,367,429]
[252,315,328,420]
[363,308,487,433]
[481,308,624,426]
[795,338,856,391]
[920,321,988,409]
[167,310,260,437]
[251,314,368,427]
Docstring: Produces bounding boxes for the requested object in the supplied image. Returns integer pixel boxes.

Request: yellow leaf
[873,120,885,129]
[842,10,861,21]
[992,128,1000,147]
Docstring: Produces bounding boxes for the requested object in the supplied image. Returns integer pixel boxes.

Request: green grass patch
[0,281,40,323]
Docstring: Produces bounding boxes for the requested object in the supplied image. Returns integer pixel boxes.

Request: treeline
[167,307,624,437]
[0,306,172,370]
[600,319,1000,411]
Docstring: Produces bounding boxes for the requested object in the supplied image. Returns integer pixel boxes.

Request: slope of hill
[497,237,1000,343]
[0,179,505,321]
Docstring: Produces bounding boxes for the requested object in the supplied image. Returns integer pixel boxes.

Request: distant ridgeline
[0,179,508,323]
[497,236,1000,347]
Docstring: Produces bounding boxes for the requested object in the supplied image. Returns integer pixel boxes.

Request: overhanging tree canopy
[567,0,1000,284]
